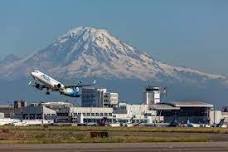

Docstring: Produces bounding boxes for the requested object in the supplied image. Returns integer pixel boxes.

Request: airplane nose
[31,72,36,77]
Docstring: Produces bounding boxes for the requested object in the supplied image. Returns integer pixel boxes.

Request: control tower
[144,86,160,105]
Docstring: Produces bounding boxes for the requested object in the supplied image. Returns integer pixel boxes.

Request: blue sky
[0,0,228,75]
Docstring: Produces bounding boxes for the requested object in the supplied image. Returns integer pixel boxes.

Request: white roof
[70,107,113,113]
[150,104,180,110]
[169,101,213,108]
[42,102,73,106]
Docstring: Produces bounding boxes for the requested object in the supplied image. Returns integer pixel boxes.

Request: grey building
[81,87,118,107]
[55,107,71,123]
[150,101,213,124]
[16,103,57,120]
[0,105,14,118]
[70,107,114,124]
[81,87,99,107]
[104,92,118,108]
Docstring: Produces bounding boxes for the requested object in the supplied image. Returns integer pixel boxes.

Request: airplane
[29,70,96,97]
[186,119,200,128]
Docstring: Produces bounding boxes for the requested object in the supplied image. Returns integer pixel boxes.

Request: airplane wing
[64,80,96,88]
[29,81,51,90]
[64,84,93,88]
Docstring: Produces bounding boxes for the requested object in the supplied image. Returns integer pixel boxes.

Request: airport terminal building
[9,100,213,126]
[0,86,221,126]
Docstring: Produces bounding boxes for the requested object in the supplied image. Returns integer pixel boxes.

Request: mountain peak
[55,26,135,53]
[58,26,113,42]
[42,26,139,71]
[0,26,226,82]
[67,26,109,36]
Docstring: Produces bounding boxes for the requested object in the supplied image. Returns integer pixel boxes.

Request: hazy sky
[0,0,228,75]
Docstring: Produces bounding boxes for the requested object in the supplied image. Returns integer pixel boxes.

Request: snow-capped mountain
[1,26,228,106]
[0,26,227,83]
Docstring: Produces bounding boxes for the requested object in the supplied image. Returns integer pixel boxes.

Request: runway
[1,142,228,152]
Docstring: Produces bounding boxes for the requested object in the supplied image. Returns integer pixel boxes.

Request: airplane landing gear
[46,88,50,95]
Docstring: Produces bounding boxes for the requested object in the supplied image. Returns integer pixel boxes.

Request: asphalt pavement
[1,142,228,152]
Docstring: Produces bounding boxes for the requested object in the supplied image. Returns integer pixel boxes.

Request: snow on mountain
[0,26,227,84]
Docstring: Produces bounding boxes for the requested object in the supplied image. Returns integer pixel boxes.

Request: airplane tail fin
[93,80,96,85]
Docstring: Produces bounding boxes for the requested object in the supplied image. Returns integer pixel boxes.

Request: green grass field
[0,126,228,144]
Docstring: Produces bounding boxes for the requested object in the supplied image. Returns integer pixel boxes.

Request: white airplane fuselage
[30,70,80,97]
[31,70,63,89]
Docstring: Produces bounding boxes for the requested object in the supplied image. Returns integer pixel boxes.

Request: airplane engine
[35,83,40,89]
[35,83,43,90]
[57,83,62,88]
